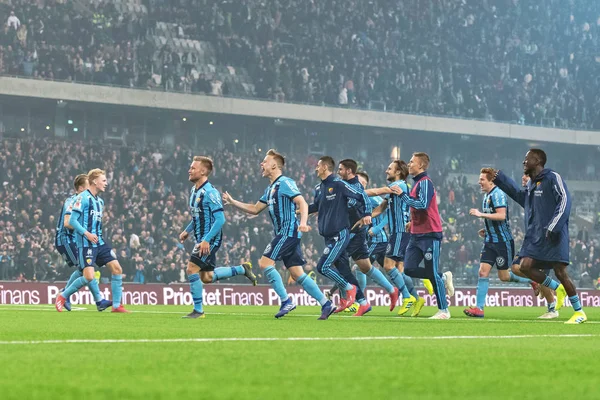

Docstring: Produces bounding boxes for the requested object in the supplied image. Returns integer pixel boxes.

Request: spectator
[7,11,20,30]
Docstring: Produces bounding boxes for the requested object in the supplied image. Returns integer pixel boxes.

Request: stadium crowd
[1,1,600,129]
[1,137,599,289]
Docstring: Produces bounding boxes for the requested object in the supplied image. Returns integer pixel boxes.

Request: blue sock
[357,298,367,306]
[62,276,90,298]
[264,266,289,302]
[297,273,327,305]
[387,268,410,298]
[212,266,244,282]
[403,273,419,299]
[476,277,490,309]
[339,285,347,299]
[547,301,556,312]
[569,295,582,312]
[542,276,560,291]
[509,271,531,284]
[366,267,394,294]
[188,273,203,313]
[87,278,103,302]
[111,275,123,308]
[63,270,82,301]
[356,271,367,293]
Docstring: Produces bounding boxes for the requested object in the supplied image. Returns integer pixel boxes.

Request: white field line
[0,334,598,346]
[0,305,597,324]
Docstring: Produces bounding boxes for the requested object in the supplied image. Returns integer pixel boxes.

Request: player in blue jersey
[464,168,537,318]
[55,174,111,312]
[179,156,258,319]
[55,169,128,313]
[362,160,432,317]
[223,149,336,320]
[331,161,398,316]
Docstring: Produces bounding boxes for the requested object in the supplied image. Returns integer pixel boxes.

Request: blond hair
[73,174,89,190]
[412,152,430,170]
[266,149,285,168]
[193,156,214,174]
[87,168,106,185]
[480,167,497,181]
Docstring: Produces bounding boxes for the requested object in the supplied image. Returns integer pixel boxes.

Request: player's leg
[315,231,355,304]
[383,234,411,305]
[520,257,562,291]
[513,260,559,318]
[553,263,587,324]
[464,262,492,318]
[183,261,205,319]
[60,244,82,311]
[257,236,295,318]
[424,240,450,319]
[209,244,256,286]
[498,241,532,285]
[105,259,129,313]
[288,262,336,320]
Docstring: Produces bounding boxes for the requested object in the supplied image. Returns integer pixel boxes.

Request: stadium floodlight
[67,120,73,125]
[209,121,214,125]
[73,128,79,132]
[20,128,25,132]
[45,126,50,130]
[234,139,239,144]
[182,117,187,122]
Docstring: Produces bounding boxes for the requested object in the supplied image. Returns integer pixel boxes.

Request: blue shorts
[346,230,370,261]
[386,232,410,262]
[79,244,117,270]
[367,241,387,267]
[263,235,306,268]
[190,242,220,271]
[480,240,515,270]
[56,243,79,268]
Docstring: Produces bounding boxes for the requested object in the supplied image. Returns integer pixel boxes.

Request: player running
[223,149,336,320]
[463,168,538,318]
[493,149,585,324]
[55,169,128,313]
[180,156,258,319]
[55,174,111,312]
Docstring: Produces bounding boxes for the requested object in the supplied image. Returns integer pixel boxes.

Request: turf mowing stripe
[0,334,597,345]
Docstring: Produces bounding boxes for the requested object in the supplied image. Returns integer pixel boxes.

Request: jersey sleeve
[280,179,301,199]
[64,196,76,215]
[308,184,321,214]
[547,172,571,233]
[206,189,224,213]
[259,187,269,204]
[491,189,508,209]
[70,194,86,215]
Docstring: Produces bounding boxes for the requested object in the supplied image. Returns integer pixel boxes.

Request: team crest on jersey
[196,197,201,203]
[425,249,433,261]
[86,249,93,256]
[328,188,334,193]
[264,244,272,254]
[86,258,92,265]
[323,247,331,255]
[386,244,392,253]
[496,257,506,267]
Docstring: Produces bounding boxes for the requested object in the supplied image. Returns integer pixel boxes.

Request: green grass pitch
[0,305,598,400]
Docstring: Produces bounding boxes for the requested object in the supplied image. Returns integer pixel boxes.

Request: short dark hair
[529,149,547,167]
[339,159,358,174]
[266,149,285,168]
[356,171,369,183]
[319,156,335,172]
[393,160,409,180]
[193,156,214,174]
[73,174,88,190]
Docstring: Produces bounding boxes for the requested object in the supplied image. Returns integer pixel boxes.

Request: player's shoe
[242,262,257,286]
[397,295,416,316]
[64,298,72,312]
[111,305,131,313]
[343,302,359,313]
[530,281,541,298]
[429,310,451,320]
[538,311,559,319]
[275,298,296,319]
[353,304,372,317]
[555,284,567,311]
[411,297,425,317]
[55,294,67,312]
[463,307,484,318]
[345,285,357,307]
[564,311,587,325]
[389,287,400,312]
[443,271,455,296]
[96,299,113,312]
[182,310,205,319]
[423,279,434,295]
[318,301,336,320]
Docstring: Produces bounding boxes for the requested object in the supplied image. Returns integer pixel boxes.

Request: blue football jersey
[70,189,106,248]
[259,176,302,238]
[483,187,513,243]
[189,181,224,244]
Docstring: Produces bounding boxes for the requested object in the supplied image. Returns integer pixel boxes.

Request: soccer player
[223,149,336,320]
[463,168,538,318]
[179,156,258,319]
[309,156,372,314]
[55,174,111,312]
[493,149,585,324]
[334,160,399,315]
[55,169,128,313]
[389,153,454,319]
[360,160,424,316]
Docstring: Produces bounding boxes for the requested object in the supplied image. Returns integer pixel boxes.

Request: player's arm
[546,172,571,238]
[197,192,226,255]
[342,182,372,226]
[68,197,98,244]
[222,191,267,215]
[308,186,322,215]
[365,186,396,196]
[469,207,506,221]
[492,170,526,208]
[371,199,388,219]
[293,195,311,232]
[369,208,388,237]
[63,198,75,229]
[398,180,434,210]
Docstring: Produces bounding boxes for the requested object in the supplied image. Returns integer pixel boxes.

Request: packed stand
[1,137,599,288]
